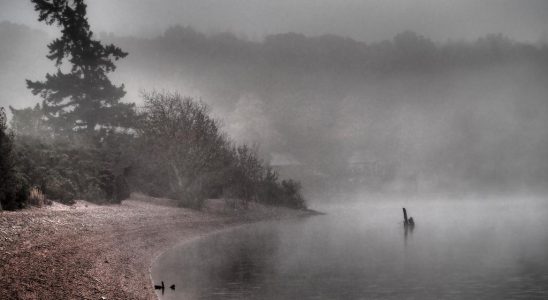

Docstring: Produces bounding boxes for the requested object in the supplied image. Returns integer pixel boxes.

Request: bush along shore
[2,92,307,211]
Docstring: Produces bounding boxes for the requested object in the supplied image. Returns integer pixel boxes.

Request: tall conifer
[27,0,133,138]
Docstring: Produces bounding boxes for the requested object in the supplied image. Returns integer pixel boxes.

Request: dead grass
[27,187,49,207]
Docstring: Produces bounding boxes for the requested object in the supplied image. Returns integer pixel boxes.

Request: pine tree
[26,0,134,138]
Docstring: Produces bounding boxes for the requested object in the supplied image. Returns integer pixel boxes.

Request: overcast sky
[1,0,547,42]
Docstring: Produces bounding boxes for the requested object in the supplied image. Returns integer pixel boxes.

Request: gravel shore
[0,194,312,299]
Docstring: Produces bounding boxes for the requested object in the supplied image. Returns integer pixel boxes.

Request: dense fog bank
[3,22,548,198]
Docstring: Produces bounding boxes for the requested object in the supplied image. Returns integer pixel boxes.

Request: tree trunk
[171,163,184,191]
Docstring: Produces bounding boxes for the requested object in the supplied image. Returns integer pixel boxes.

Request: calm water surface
[152,196,548,299]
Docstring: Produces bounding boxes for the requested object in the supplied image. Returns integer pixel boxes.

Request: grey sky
[1,0,547,42]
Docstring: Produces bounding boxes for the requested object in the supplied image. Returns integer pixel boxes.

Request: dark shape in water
[170,284,176,290]
[408,217,415,225]
[154,281,165,294]
[402,208,415,227]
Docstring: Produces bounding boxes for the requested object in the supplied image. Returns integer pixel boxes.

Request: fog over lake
[153,195,548,299]
[2,1,548,299]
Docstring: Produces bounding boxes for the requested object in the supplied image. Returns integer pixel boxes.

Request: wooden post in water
[403,207,408,225]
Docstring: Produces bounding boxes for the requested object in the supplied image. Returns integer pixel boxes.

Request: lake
[152,195,548,299]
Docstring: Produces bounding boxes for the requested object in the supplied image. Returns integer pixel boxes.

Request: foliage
[9,104,50,138]
[6,91,305,209]
[0,107,29,210]
[133,92,306,209]
[279,179,306,209]
[2,0,134,208]
[4,1,308,210]
[26,0,134,138]
[14,135,131,204]
[223,144,264,206]
[133,91,228,208]
[256,167,305,209]
[131,26,548,79]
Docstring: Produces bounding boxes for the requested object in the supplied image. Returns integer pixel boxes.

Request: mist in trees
[1,1,548,204]
[133,91,305,209]
[0,1,305,210]
[102,27,548,197]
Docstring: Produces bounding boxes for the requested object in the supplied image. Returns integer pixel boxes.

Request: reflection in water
[403,207,415,245]
[213,229,278,297]
[152,225,282,299]
[404,221,414,245]
[153,197,548,300]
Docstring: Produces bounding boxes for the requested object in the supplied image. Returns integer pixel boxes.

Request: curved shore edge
[0,194,320,300]
[149,207,323,299]
[149,206,323,299]
[148,222,273,300]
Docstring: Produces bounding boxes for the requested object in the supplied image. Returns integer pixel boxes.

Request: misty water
[152,196,548,299]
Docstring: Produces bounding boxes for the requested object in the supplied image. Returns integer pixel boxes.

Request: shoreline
[148,221,275,300]
[0,194,317,300]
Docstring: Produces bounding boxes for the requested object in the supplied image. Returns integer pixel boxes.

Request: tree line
[0,0,305,211]
[117,25,548,78]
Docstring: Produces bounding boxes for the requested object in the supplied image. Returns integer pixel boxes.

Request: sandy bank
[0,194,315,299]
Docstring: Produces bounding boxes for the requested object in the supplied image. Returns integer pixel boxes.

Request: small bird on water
[154,281,164,291]
[154,281,175,292]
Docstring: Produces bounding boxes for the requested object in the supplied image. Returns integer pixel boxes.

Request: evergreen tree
[26,0,134,138]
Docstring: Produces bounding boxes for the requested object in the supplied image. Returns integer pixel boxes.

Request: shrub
[280,179,306,209]
[134,92,307,210]
[8,92,307,210]
[0,107,30,210]
[13,135,132,204]
[81,183,106,203]
[44,174,77,204]
[113,172,131,203]
[135,91,229,208]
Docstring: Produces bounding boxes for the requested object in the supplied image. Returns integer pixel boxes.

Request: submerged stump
[403,207,415,226]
